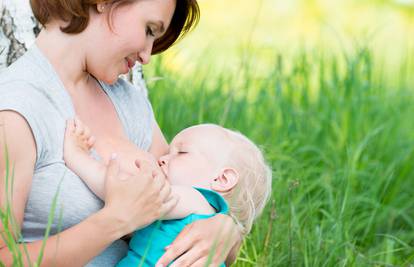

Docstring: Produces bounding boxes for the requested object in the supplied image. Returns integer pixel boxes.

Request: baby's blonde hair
[208,125,273,236]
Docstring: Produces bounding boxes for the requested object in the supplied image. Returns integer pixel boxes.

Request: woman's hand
[102,155,178,237]
[155,214,242,267]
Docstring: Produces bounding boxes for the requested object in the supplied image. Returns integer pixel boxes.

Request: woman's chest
[74,106,152,171]
[71,90,132,157]
[63,80,153,168]
[73,90,126,138]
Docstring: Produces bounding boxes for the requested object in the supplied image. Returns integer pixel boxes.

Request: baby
[63,118,272,267]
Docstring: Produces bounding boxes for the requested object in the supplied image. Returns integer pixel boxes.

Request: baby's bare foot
[63,117,95,168]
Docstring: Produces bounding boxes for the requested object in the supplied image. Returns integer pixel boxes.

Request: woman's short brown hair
[29,0,199,54]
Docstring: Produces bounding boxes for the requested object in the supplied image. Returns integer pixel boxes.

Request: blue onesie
[116,188,229,267]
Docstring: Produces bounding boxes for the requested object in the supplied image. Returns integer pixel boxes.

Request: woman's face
[86,0,176,84]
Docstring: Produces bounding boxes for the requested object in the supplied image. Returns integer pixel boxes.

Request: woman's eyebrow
[155,20,165,34]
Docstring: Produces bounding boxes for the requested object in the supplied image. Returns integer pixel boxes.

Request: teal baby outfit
[116,188,228,267]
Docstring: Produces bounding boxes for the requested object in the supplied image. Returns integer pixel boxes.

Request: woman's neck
[35,23,92,92]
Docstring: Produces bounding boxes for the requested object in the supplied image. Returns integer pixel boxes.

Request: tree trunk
[0,0,39,69]
[0,0,146,93]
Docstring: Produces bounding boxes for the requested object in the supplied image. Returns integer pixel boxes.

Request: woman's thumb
[106,153,120,180]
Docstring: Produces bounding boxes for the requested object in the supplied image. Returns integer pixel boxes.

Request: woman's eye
[178,151,187,154]
[146,26,155,37]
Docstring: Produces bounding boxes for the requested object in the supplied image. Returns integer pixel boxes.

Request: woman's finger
[153,169,166,190]
[158,178,171,202]
[169,245,205,267]
[105,153,124,191]
[155,224,196,266]
[105,154,120,183]
[190,256,218,267]
[164,215,239,266]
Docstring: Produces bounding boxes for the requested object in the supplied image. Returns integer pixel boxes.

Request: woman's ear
[96,3,106,13]
[211,168,239,193]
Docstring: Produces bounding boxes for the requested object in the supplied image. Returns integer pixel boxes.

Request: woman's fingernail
[164,245,171,250]
[111,153,118,160]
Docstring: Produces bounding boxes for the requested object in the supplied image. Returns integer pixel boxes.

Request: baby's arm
[63,119,107,199]
[162,186,215,220]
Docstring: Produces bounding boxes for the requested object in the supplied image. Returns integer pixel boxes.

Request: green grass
[145,44,414,266]
[0,143,63,267]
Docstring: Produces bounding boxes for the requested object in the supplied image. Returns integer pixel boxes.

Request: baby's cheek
[167,169,181,185]
[169,170,192,186]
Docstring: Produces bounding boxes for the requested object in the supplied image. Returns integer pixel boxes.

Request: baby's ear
[211,168,239,193]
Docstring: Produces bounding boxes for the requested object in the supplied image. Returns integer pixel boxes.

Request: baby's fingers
[74,117,85,135]
[87,135,96,148]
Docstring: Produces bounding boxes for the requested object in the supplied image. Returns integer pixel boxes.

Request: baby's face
[158,125,232,189]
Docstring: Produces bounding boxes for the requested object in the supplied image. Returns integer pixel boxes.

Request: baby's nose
[158,158,166,167]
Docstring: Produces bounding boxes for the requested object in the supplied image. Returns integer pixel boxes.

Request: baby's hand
[63,117,95,169]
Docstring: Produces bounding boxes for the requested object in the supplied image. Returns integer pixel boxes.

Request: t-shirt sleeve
[0,86,47,166]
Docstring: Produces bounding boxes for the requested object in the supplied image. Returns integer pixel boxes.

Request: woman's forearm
[0,209,122,267]
[225,238,242,266]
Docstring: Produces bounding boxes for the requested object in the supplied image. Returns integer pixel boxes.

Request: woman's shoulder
[0,45,56,96]
[0,46,73,165]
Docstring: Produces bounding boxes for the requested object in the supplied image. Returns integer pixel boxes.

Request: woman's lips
[126,58,135,69]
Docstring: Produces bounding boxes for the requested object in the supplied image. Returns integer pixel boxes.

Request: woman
[0,0,241,266]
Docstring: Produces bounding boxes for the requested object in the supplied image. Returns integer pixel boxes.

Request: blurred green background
[144,1,414,266]
[158,0,413,80]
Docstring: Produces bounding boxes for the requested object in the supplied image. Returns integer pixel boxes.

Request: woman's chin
[98,73,119,85]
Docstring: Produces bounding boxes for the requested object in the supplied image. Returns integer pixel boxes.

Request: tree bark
[0,0,39,69]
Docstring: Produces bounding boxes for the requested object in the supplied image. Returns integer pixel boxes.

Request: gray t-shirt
[0,44,154,266]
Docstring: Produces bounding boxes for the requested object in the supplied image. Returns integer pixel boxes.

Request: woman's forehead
[138,0,176,22]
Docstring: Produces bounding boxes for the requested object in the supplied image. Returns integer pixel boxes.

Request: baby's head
[158,124,272,235]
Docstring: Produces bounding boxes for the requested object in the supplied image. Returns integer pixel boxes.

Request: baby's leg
[64,118,106,199]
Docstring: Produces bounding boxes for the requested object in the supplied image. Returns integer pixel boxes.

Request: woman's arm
[225,238,242,266]
[0,111,36,242]
[0,111,118,266]
[162,186,215,220]
[0,111,178,266]
[0,209,125,266]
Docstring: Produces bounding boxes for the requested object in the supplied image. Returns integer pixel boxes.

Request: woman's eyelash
[146,27,155,37]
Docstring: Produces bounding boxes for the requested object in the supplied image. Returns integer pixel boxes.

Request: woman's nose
[137,53,150,65]
[137,44,152,65]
